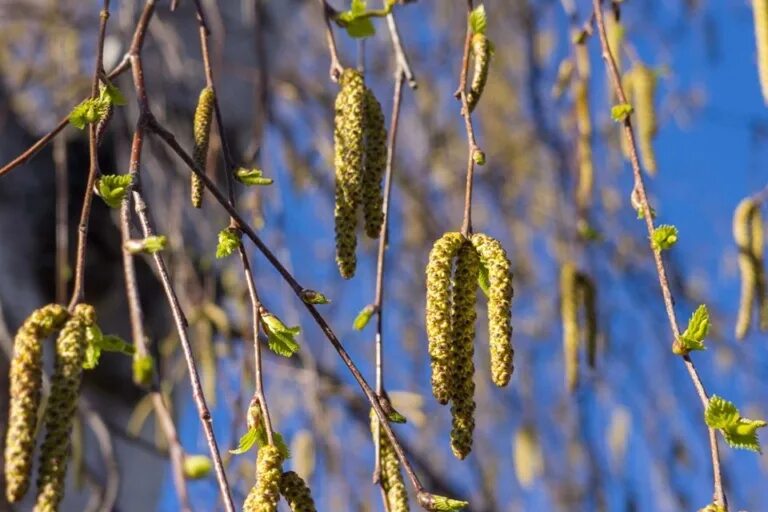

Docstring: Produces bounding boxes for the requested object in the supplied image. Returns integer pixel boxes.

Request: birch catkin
[279,471,317,512]
[5,304,69,503]
[466,33,491,112]
[371,412,409,512]
[244,445,284,512]
[750,203,768,330]
[425,232,464,404]
[753,0,768,104]
[192,87,214,208]
[631,65,658,175]
[576,272,598,368]
[362,87,387,238]
[734,198,759,339]
[471,234,514,387]
[35,304,95,512]
[561,262,579,392]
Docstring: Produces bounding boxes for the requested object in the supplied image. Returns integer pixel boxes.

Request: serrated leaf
[705,396,740,430]
[469,5,487,35]
[69,98,109,129]
[83,325,135,369]
[216,228,240,259]
[230,425,291,459]
[230,426,259,455]
[611,103,633,122]
[97,174,133,208]
[262,313,300,357]
[183,455,212,479]
[722,419,766,452]
[142,235,167,254]
[353,304,375,330]
[650,224,678,251]
[300,289,331,304]
[682,305,710,343]
[235,167,273,186]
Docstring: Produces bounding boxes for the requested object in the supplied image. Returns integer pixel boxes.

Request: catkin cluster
[5,304,69,503]
[333,68,388,278]
[733,197,768,339]
[754,0,768,104]
[192,86,215,208]
[35,304,95,512]
[278,471,317,512]
[425,232,513,458]
[560,263,599,392]
[244,445,284,512]
[466,33,491,112]
[371,412,409,511]
[623,65,658,175]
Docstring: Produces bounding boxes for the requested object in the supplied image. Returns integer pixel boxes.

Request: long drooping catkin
[734,198,759,339]
[466,33,491,112]
[279,471,317,512]
[561,262,579,392]
[243,445,283,512]
[362,87,387,238]
[192,87,214,208]
[371,412,409,511]
[471,234,514,387]
[630,65,658,175]
[5,304,69,503]
[34,304,95,512]
[573,39,593,211]
[334,69,366,279]
[449,241,479,460]
[425,232,465,404]
[753,0,768,104]
[750,203,768,330]
[576,272,598,368]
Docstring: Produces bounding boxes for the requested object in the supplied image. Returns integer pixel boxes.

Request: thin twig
[385,10,417,89]
[317,0,344,80]
[457,0,479,237]
[591,0,726,508]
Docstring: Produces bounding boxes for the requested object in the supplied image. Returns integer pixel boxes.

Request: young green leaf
[125,235,167,255]
[611,103,633,122]
[235,167,273,186]
[469,4,487,35]
[418,491,469,511]
[353,304,376,330]
[230,425,291,459]
[69,98,110,129]
[650,224,678,251]
[216,228,240,259]
[704,395,740,430]
[674,305,710,354]
[96,174,133,208]
[83,325,135,369]
[132,353,154,386]
[230,427,260,455]
[722,418,767,452]
[182,455,213,480]
[300,289,331,305]
[101,82,127,106]
[262,313,301,357]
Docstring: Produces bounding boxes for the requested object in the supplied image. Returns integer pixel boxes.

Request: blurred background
[0,0,767,511]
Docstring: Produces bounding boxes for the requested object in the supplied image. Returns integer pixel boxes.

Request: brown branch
[591,0,726,508]
[385,11,417,89]
[317,0,344,80]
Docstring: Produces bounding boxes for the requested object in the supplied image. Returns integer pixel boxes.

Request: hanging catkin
[34,304,95,512]
[466,33,491,112]
[5,304,69,503]
[471,234,514,387]
[561,262,580,392]
[425,232,464,404]
[362,87,387,238]
[734,198,759,339]
[630,65,658,175]
[192,87,214,208]
[576,272,598,368]
[750,203,768,330]
[573,39,593,211]
[371,412,409,512]
[334,69,366,279]
[753,0,768,104]
[605,11,624,81]
[243,445,284,512]
[279,471,317,512]
[449,241,480,460]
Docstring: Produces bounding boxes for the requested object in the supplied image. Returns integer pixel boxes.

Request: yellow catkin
[243,445,283,512]
[362,87,387,238]
[561,262,579,392]
[576,272,598,368]
[513,425,544,489]
[334,69,366,279]
[750,204,768,330]
[279,471,317,512]
[753,0,768,104]
[632,65,658,175]
[425,232,465,404]
[5,304,69,503]
[552,58,574,99]
[574,41,593,211]
[734,198,758,339]
[449,241,479,460]
[371,412,409,512]
[192,87,215,208]
[466,33,491,112]
[471,234,514,387]
[35,304,95,512]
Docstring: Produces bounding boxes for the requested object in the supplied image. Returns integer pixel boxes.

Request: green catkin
[631,65,658,175]
[749,204,768,331]
[35,304,95,512]
[449,241,479,460]
[734,198,758,340]
[192,87,215,208]
[753,0,768,104]
[334,69,366,278]
[466,33,491,112]
[5,304,69,503]
[243,445,283,512]
[560,262,579,392]
[576,272,598,368]
[362,87,387,238]
[471,234,514,387]
[371,412,409,512]
[279,471,317,512]
[425,232,465,405]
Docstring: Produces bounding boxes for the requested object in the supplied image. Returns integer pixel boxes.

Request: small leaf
[705,396,740,430]
[83,341,101,370]
[477,262,490,298]
[183,455,213,479]
[216,228,240,259]
[83,325,134,369]
[97,174,133,208]
[611,103,633,122]
[262,313,301,358]
[650,224,678,251]
[674,304,710,354]
[230,425,291,459]
[353,304,376,331]
[230,427,260,455]
[472,149,486,166]
[300,289,331,305]
[345,17,375,38]
[132,353,154,386]
[418,491,469,511]
[69,98,109,129]
[102,82,127,106]
[125,235,167,255]
[723,419,767,452]
[235,167,273,186]
[468,5,487,35]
